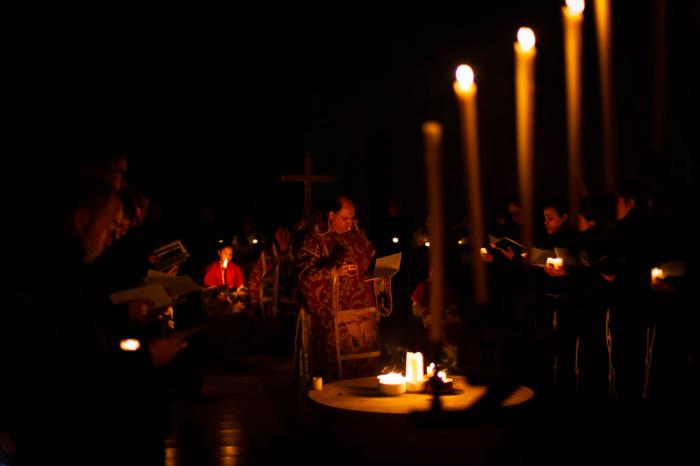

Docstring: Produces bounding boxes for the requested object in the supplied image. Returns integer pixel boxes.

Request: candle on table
[546,257,564,271]
[594,0,617,193]
[405,351,426,393]
[562,0,585,226]
[514,27,537,252]
[377,373,407,396]
[454,65,488,306]
[423,122,446,345]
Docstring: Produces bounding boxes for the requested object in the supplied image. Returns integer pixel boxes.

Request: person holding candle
[530,200,577,396]
[296,193,384,381]
[203,242,247,310]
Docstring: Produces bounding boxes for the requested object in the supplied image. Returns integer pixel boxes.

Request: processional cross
[280,151,337,227]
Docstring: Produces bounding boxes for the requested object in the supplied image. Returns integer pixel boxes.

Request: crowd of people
[1,143,696,465]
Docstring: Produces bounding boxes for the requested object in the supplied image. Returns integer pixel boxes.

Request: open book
[152,240,191,272]
[364,253,402,281]
[109,283,173,310]
[487,234,526,255]
[145,270,203,299]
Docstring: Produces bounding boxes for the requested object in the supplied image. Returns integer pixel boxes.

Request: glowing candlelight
[312,376,323,391]
[594,0,616,193]
[480,247,488,257]
[454,65,488,306]
[120,338,141,351]
[405,352,426,393]
[546,257,564,271]
[426,362,436,378]
[651,267,664,285]
[563,0,585,226]
[514,27,537,252]
[222,258,228,269]
[392,237,399,244]
[423,122,445,345]
[377,373,407,396]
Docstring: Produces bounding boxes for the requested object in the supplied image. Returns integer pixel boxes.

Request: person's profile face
[543,207,566,235]
[82,194,123,263]
[329,199,356,233]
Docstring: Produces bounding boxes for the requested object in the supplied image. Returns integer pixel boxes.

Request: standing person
[2,175,187,466]
[296,194,383,381]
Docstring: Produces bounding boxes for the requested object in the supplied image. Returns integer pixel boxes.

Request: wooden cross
[280,151,337,225]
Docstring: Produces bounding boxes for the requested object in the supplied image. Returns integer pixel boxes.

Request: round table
[308,376,534,415]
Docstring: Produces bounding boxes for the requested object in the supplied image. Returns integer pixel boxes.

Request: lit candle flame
[222,258,228,269]
[438,370,448,382]
[424,241,430,248]
[120,338,141,351]
[252,238,259,244]
[565,0,585,14]
[377,372,406,384]
[517,27,536,50]
[392,237,399,244]
[455,64,475,91]
[651,267,664,283]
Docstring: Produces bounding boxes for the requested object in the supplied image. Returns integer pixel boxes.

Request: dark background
[10,0,698,236]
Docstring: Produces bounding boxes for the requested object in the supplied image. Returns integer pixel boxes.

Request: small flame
[438,370,448,382]
[565,0,585,14]
[377,372,406,384]
[517,27,536,50]
[222,258,228,269]
[120,339,141,351]
[392,237,399,244]
[252,238,259,244]
[424,241,430,248]
[455,64,475,90]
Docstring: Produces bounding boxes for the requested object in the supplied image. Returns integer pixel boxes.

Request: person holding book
[295,193,383,381]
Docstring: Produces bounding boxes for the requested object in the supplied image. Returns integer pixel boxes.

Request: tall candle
[422,122,446,344]
[454,65,488,306]
[514,27,537,252]
[563,0,585,226]
[594,0,617,194]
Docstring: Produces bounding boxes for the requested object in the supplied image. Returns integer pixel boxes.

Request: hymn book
[487,235,526,255]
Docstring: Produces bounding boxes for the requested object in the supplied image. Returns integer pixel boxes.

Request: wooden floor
[162,348,700,466]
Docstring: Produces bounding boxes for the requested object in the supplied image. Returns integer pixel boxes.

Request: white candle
[546,257,564,271]
[377,373,407,396]
[563,0,585,226]
[514,27,537,251]
[454,65,488,306]
[405,352,426,393]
